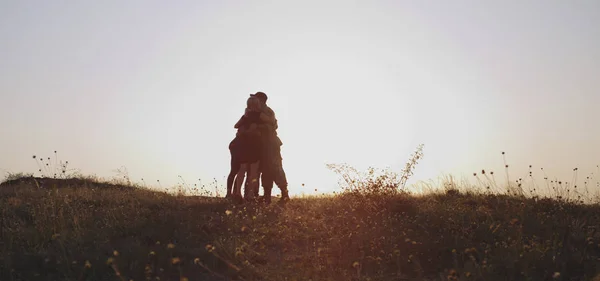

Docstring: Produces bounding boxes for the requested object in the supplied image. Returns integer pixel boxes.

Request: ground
[1,177,600,281]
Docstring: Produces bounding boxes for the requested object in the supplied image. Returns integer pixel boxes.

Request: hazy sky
[1,1,599,196]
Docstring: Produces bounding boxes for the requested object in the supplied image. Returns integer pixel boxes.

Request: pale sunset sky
[1,1,599,196]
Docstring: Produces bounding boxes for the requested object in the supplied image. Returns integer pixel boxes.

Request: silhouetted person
[249,92,289,204]
[226,96,265,201]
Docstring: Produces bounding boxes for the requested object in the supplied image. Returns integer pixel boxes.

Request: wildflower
[194,258,201,264]
[171,257,181,265]
[205,244,216,252]
[448,269,459,281]
[149,251,156,256]
[553,272,561,279]
[236,249,244,257]
[167,243,175,249]
[106,257,114,265]
[85,260,91,268]
[225,210,233,216]
[352,261,360,269]
[113,250,119,256]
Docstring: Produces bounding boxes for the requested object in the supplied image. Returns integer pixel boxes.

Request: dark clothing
[237,111,261,128]
[226,111,263,198]
[259,135,288,203]
[233,112,263,163]
[228,105,289,203]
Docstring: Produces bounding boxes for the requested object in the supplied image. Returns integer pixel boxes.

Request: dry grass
[2,147,600,280]
[2,175,600,281]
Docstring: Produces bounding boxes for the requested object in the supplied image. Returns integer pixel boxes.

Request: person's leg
[260,141,275,204]
[226,154,240,198]
[245,161,260,201]
[243,162,253,200]
[255,141,266,199]
[243,177,250,198]
[233,163,247,199]
[261,169,274,204]
[254,177,261,198]
[254,166,261,198]
[260,153,274,204]
[272,145,290,201]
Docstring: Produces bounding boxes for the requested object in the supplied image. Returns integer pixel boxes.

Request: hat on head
[250,91,268,101]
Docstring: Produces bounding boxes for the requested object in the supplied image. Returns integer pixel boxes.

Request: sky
[1,0,599,196]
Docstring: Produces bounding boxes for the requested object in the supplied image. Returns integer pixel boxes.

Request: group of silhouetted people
[226,92,289,204]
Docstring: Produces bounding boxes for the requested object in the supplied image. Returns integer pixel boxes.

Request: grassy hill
[1,176,600,281]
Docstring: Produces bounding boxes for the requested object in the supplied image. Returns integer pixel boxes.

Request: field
[2,171,600,281]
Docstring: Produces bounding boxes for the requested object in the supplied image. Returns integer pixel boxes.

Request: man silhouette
[250,92,290,204]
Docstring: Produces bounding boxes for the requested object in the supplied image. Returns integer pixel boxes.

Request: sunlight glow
[1,1,599,196]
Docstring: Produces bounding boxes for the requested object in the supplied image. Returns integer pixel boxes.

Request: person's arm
[260,106,278,130]
[246,123,259,135]
[259,112,275,124]
[256,123,273,133]
[234,115,245,129]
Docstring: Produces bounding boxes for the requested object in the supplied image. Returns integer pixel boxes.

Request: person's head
[250,92,268,104]
[246,96,262,112]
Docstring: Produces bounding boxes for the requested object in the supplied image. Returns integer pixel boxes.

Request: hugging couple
[226,91,289,204]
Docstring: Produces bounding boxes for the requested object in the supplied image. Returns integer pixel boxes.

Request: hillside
[1,177,600,281]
